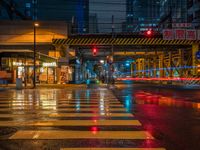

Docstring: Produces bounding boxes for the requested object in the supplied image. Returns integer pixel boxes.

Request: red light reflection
[135,91,200,109]
[91,126,98,135]
[117,77,200,81]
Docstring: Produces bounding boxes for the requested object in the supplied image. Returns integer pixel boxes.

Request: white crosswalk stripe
[0,88,165,150]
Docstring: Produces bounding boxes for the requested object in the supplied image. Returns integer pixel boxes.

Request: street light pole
[33,24,36,88]
[33,23,39,88]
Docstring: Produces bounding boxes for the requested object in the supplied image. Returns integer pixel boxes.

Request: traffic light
[145,29,153,37]
[92,47,97,56]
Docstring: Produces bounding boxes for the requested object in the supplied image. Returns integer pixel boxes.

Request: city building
[89,0,126,33]
[159,0,187,29]
[0,21,73,84]
[187,0,200,29]
[0,0,89,33]
[89,13,99,33]
[126,0,160,32]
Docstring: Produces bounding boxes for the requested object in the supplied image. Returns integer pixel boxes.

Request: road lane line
[49,113,133,117]
[9,130,153,140]
[0,108,127,112]
[0,120,141,126]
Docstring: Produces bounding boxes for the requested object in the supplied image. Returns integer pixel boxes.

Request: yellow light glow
[34,23,39,27]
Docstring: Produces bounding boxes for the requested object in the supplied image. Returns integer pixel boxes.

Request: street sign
[196,51,200,60]
[172,23,192,28]
[175,29,186,40]
[163,29,174,40]
[198,30,200,40]
[186,30,197,40]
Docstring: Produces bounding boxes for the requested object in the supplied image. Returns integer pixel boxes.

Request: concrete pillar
[169,52,173,77]
[131,62,133,77]
[153,57,157,77]
[179,49,184,77]
[66,46,69,65]
[148,58,151,77]
[192,43,199,76]
[159,54,164,78]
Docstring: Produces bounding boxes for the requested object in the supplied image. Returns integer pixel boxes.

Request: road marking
[0,113,133,118]
[0,120,141,126]
[10,130,153,140]
[0,103,123,107]
[0,100,120,103]
[49,113,133,117]
[61,148,166,150]
[0,107,126,112]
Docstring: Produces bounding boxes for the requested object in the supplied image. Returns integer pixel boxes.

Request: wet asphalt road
[113,81,200,150]
[0,86,165,150]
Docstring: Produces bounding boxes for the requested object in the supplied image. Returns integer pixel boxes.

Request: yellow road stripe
[9,131,152,140]
[0,113,133,118]
[0,100,119,103]
[61,148,166,150]
[0,104,123,107]
[0,120,141,126]
[0,107,126,112]
[49,113,133,117]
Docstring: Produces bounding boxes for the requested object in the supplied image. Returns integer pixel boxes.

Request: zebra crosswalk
[0,88,166,150]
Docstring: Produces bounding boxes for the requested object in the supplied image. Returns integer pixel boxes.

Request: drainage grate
[0,127,17,136]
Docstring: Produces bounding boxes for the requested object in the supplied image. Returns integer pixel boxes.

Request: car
[86,78,100,88]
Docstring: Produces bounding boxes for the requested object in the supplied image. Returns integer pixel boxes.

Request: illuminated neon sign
[42,62,57,67]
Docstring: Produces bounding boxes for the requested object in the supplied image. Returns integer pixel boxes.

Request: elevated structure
[53,33,200,86]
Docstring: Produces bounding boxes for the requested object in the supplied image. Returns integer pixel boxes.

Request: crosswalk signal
[92,47,97,56]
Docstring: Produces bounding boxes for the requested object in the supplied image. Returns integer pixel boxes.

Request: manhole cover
[0,127,17,136]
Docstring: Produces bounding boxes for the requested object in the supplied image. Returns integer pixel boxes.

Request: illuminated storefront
[0,52,58,84]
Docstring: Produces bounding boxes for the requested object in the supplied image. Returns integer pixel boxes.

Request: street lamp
[33,22,39,88]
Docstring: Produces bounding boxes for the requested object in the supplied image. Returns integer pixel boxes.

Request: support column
[131,62,133,77]
[179,49,184,77]
[169,52,173,77]
[153,57,157,77]
[148,58,151,77]
[192,44,199,76]
[140,59,143,77]
[159,54,164,78]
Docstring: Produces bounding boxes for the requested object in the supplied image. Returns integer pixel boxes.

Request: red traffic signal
[92,48,97,56]
[145,29,153,37]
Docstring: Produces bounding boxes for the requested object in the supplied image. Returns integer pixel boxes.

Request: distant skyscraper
[0,0,89,33]
[187,0,200,29]
[89,13,99,33]
[89,0,126,33]
[159,0,187,29]
[126,0,160,32]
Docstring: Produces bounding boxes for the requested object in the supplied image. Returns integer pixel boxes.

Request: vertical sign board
[172,23,192,28]
[163,29,174,40]
[186,30,197,40]
[60,66,69,84]
[175,29,186,40]
[198,30,200,40]
[196,51,200,60]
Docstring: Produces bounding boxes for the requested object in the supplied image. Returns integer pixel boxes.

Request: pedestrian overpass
[52,33,200,86]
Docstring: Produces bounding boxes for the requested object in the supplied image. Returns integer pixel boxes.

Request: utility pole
[33,0,38,88]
